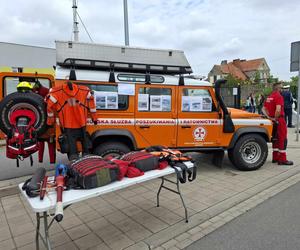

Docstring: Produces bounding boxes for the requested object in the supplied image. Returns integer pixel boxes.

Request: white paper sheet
[181,96,212,112]
[138,94,149,111]
[150,95,162,111]
[190,96,202,112]
[95,91,118,109]
[182,96,190,111]
[161,95,171,111]
[118,83,135,95]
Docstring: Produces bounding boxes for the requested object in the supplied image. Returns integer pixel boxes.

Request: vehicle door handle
[139,125,150,129]
[181,125,191,128]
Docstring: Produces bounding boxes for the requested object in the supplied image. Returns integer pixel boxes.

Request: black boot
[278,160,293,165]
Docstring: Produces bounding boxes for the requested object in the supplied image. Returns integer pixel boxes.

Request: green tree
[267,74,278,84]
[253,71,261,84]
[224,74,241,87]
[289,76,298,99]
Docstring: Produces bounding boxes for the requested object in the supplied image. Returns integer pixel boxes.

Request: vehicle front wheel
[93,141,130,158]
[231,134,268,171]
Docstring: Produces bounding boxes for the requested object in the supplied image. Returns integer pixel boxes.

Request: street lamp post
[123,0,129,46]
[73,0,79,41]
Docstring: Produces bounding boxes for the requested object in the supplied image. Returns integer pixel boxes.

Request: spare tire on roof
[0,92,47,136]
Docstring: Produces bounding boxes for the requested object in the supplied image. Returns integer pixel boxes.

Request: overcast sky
[0,0,299,80]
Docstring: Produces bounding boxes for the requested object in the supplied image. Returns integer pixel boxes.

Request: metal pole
[123,0,129,46]
[296,56,300,141]
[73,0,79,41]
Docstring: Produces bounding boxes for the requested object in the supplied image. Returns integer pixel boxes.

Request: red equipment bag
[121,151,159,172]
[6,110,39,166]
[67,155,121,189]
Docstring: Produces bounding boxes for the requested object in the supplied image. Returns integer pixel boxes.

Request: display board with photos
[84,84,129,110]
[138,87,172,112]
[181,88,212,112]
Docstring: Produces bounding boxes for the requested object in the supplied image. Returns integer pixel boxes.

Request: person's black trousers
[65,127,90,160]
[284,108,293,127]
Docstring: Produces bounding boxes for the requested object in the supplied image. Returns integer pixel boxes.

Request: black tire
[231,134,268,171]
[0,92,47,136]
[93,141,130,158]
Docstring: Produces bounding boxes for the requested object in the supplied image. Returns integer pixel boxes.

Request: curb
[139,165,300,248]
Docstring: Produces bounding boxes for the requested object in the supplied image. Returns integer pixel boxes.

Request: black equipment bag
[68,155,120,189]
[121,151,159,172]
[144,145,197,184]
[22,167,46,197]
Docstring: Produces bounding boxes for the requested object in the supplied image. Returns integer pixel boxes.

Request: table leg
[36,213,40,250]
[43,211,52,250]
[35,212,53,250]
[156,176,189,223]
[157,177,165,207]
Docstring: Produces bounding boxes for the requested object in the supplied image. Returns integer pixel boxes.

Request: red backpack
[67,155,127,189]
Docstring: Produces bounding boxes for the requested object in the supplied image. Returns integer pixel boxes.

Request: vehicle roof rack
[55,41,193,75]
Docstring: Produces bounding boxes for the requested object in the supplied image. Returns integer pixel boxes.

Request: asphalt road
[186,181,300,250]
[0,145,68,180]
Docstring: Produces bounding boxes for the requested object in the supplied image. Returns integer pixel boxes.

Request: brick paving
[0,129,300,250]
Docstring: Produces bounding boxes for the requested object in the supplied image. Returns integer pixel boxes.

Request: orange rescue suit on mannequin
[46,83,97,128]
[46,82,97,160]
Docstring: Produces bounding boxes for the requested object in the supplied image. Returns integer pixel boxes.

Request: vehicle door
[134,85,177,148]
[176,86,222,147]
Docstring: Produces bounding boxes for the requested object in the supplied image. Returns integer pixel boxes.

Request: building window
[117,73,164,83]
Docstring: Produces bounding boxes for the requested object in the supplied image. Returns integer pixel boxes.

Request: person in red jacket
[262,82,293,165]
[46,81,97,160]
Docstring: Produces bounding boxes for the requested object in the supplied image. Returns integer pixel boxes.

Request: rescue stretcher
[19,162,194,250]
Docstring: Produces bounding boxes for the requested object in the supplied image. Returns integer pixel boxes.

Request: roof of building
[238,58,265,72]
[219,63,247,80]
[213,58,267,80]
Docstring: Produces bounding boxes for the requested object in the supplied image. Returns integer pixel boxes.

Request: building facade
[208,58,270,84]
[0,42,55,74]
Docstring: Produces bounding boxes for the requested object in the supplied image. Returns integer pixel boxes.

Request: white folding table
[19,162,195,250]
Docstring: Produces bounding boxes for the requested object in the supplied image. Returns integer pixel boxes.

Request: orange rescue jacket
[46,83,97,129]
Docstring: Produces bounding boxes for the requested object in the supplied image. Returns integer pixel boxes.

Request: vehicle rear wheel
[0,92,47,136]
[231,134,268,171]
[93,141,130,158]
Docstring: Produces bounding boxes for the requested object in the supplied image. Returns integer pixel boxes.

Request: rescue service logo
[193,126,206,141]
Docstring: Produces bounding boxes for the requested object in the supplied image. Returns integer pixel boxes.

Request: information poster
[182,96,190,111]
[150,95,162,111]
[161,95,171,111]
[95,91,118,109]
[189,96,202,111]
[182,96,212,112]
[202,97,212,111]
[138,94,149,111]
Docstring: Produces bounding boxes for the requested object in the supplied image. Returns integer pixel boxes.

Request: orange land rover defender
[52,41,273,171]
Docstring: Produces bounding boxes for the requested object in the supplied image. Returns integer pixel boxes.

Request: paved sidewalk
[0,128,299,250]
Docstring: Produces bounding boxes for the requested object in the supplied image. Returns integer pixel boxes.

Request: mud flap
[212,150,224,168]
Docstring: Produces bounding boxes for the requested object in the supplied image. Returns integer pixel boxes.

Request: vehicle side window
[3,77,50,96]
[138,87,171,112]
[182,88,215,112]
[84,84,129,110]
[117,74,164,83]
